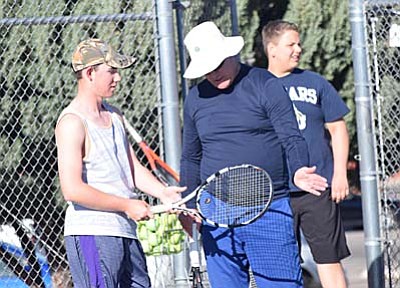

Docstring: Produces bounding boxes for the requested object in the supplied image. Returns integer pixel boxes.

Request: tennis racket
[123,116,180,186]
[151,164,273,228]
[189,221,204,288]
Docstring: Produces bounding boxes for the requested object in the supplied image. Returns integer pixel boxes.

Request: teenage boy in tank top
[55,39,185,288]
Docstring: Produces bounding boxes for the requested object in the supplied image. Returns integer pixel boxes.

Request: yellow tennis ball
[179,231,185,241]
[140,240,150,254]
[148,232,161,247]
[152,245,163,256]
[169,232,182,245]
[138,225,148,240]
[146,218,159,232]
[157,217,168,233]
[167,214,178,227]
[172,219,183,230]
[169,243,182,254]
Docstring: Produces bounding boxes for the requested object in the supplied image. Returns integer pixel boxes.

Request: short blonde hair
[262,20,299,56]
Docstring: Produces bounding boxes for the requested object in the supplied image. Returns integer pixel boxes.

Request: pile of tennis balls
[137,214,186,256]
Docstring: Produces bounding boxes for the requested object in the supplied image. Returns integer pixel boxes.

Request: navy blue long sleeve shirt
[180,64,309,208]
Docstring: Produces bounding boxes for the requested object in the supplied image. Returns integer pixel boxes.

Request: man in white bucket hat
[179,21,327,287]
[183,21,244,80]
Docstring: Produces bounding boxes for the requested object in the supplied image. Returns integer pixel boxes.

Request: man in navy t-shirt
[179,21,328,288]
[262,20,351,288]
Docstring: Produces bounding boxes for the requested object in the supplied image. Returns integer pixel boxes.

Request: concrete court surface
[342,230,368,288]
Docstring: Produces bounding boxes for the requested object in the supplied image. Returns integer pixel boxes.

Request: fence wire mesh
[0,0,161,287]
[365,1,400,287]
[0,0,236,287]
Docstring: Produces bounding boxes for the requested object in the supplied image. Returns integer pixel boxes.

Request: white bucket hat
[183,21,244,79]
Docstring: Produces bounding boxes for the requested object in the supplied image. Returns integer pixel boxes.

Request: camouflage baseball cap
[71,38,136,72]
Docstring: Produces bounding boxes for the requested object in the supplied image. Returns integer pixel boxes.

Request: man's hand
[331,173,349,203]
[294,166,328,196]
[179,211,201,237]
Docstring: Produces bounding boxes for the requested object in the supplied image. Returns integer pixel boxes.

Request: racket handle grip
[150,204,171,214]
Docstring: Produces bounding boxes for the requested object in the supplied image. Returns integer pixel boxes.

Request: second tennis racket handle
[150,204,172,214]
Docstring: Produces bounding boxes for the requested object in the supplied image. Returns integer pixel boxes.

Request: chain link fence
[364,1,400,287]
[0,0,237,287]
[0,1,160,287]
[9,0,400,288]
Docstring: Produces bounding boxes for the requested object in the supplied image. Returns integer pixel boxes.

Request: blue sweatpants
[65,235,151,288]
[201,197,303,288]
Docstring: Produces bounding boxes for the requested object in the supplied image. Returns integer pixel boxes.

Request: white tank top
[57,102,138,239]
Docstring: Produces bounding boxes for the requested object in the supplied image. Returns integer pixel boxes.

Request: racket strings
[198,166,272,227]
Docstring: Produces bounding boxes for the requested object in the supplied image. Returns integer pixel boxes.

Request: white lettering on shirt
[293,104,306,130]
[288,86,317,104]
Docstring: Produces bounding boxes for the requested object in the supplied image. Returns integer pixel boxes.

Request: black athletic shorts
[290,189,351,264]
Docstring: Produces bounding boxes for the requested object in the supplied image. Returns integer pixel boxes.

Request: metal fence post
[174,0,189,102]
[155,0,188,286]
[348,0,385,287]
[229,0,239,36]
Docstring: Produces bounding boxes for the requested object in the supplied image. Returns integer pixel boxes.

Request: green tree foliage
[0,0,67,236]
[248,0,290,67]
[236,0,260,64]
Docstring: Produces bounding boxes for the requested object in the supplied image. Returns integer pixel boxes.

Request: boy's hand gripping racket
[123,116,179,186]
[151,164,273,228]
